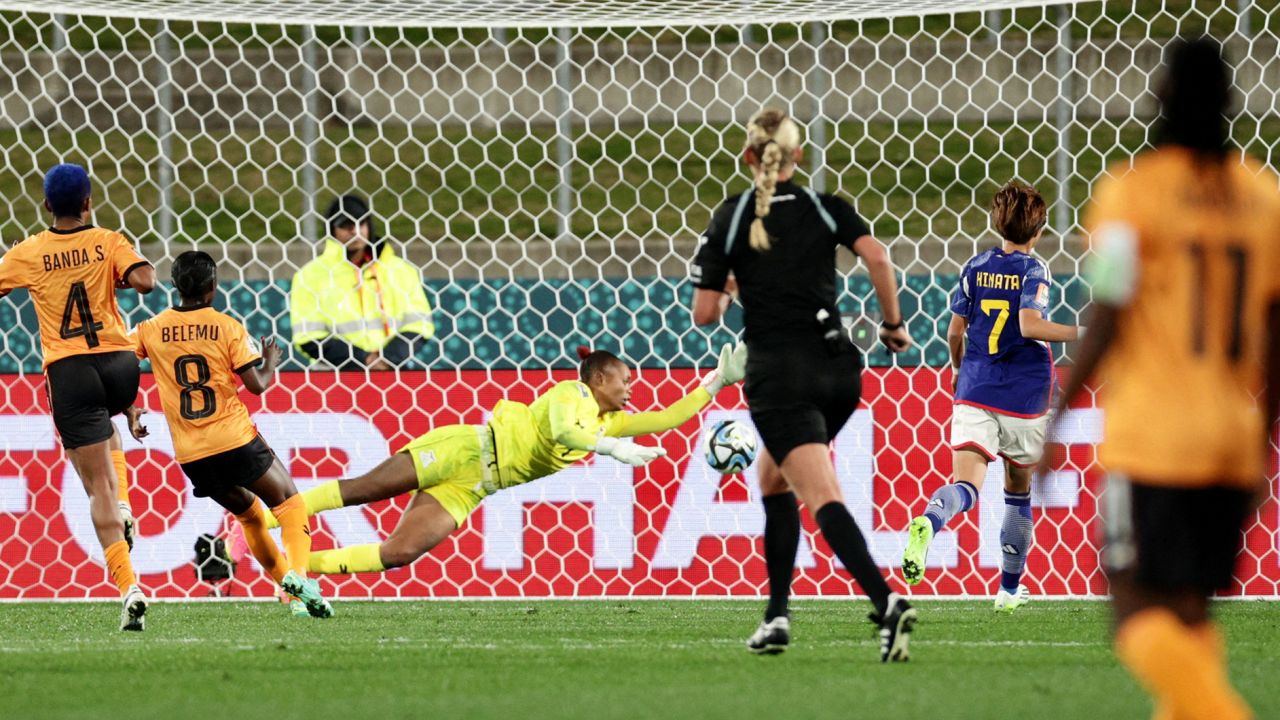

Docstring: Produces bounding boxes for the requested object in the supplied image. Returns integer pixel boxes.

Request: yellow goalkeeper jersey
[486,379,711,490]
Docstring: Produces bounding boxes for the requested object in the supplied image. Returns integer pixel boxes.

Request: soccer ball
[704,419,758,475]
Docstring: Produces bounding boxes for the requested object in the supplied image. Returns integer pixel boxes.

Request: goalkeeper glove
[700,341,747,396]
[593,436,667,466]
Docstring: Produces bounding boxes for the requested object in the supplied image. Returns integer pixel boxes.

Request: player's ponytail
[172,250,217,302]
[744,108,801,252]
[990,181,1047,245]
[578,347,621,384]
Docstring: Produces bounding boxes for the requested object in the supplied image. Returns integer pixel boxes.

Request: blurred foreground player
[1053,38,1279,720]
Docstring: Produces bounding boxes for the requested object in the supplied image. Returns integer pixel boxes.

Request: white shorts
[949,404,1050,467]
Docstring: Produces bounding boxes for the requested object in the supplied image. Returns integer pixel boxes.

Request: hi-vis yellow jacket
[289,239,435,358]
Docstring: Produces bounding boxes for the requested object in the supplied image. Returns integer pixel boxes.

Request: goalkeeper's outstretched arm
[611,341,747,437]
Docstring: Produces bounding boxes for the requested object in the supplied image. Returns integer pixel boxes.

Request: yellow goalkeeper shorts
[397,424,491,527]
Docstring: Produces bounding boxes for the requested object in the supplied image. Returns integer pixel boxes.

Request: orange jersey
[133,306,263,463]
[0,225,149,368]
[1086,148,1280,487]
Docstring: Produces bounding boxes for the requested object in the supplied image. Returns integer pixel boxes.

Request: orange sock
[1147,623,1230,720]
[111,450,130,507]
[1115,608,1253,720]
[234,502,288,583]
[272,495,311,577]
[1190,621,1226,661]
[104,540,136,595]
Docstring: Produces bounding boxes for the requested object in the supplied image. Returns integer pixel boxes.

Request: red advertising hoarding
[0,369,1275,599]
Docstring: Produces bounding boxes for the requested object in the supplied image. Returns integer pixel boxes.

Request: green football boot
[281,570,335,619]
[288,599,311,618]
[901,516,934,586]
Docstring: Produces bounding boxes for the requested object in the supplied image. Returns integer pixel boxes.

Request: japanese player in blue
[901,182,1084,610]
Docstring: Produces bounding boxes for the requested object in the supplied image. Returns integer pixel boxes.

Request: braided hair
[744,107,802,251]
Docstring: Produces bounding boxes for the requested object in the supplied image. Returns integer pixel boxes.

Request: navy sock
[762,492,800,621]
[999,490,1034,592]
[923,481,978,534]
[814,502,891,616]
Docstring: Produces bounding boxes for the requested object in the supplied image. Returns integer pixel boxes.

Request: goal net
[0,0,1276,599]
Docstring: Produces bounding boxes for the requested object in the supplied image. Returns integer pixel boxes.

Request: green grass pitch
[1,600,1277,720]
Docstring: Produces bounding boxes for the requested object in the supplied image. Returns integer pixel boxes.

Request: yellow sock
[309,544,385,575]
[110,450,130,508]
[1115,608,1253,720]
[272,495,312,577]
[234,503,288,583]
[264,481,342,529]
[103,540,136,595]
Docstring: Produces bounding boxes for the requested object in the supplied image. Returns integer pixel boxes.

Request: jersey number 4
[174,355,216,420]
[59,282,104,348]
[980,299,1011,354]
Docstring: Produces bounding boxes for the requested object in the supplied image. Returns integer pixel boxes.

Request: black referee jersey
[690,180,873,350]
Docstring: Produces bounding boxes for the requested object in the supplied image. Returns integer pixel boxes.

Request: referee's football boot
[901,516,934,586]
[120,584,148,632]
[746,616,790,655]
[119,501,136,552]
[281,570,334,619]
[870,593,917,662]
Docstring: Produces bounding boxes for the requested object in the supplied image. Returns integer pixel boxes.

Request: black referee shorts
[1103,474,1253,594]
[179,436,278,498]
[45,351,140,450]
[744,339,862,464]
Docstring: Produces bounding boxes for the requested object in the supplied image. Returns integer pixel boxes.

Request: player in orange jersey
[129,251,333,618]
[0,164,156,630]
[1051,39,1280,720]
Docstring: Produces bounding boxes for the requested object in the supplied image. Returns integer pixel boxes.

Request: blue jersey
[951,248,1053,416]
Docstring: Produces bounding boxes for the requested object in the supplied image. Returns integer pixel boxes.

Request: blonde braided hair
[745,108,801,251]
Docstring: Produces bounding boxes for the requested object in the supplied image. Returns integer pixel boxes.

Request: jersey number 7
[980,299,1011,354]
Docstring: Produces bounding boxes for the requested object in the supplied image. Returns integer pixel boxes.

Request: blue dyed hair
[43,163,91,218]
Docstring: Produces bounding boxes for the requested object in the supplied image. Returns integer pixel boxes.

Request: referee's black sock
[814,501,892,616]
[762,491,800,621]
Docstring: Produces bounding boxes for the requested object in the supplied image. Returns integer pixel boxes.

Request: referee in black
[691,107,917,662]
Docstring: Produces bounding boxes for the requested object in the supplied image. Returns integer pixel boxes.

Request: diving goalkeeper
[267,343,746,575]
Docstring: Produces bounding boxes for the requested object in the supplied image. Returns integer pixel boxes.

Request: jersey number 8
[174,354,216,420]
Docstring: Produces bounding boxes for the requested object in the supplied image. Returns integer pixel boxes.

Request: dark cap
[324,195,379,241]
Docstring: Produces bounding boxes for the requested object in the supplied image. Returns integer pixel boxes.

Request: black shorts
[1103,475,1253,593]
[45,351,141,450]
[179,436,277,498]
[744,338,862,464]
